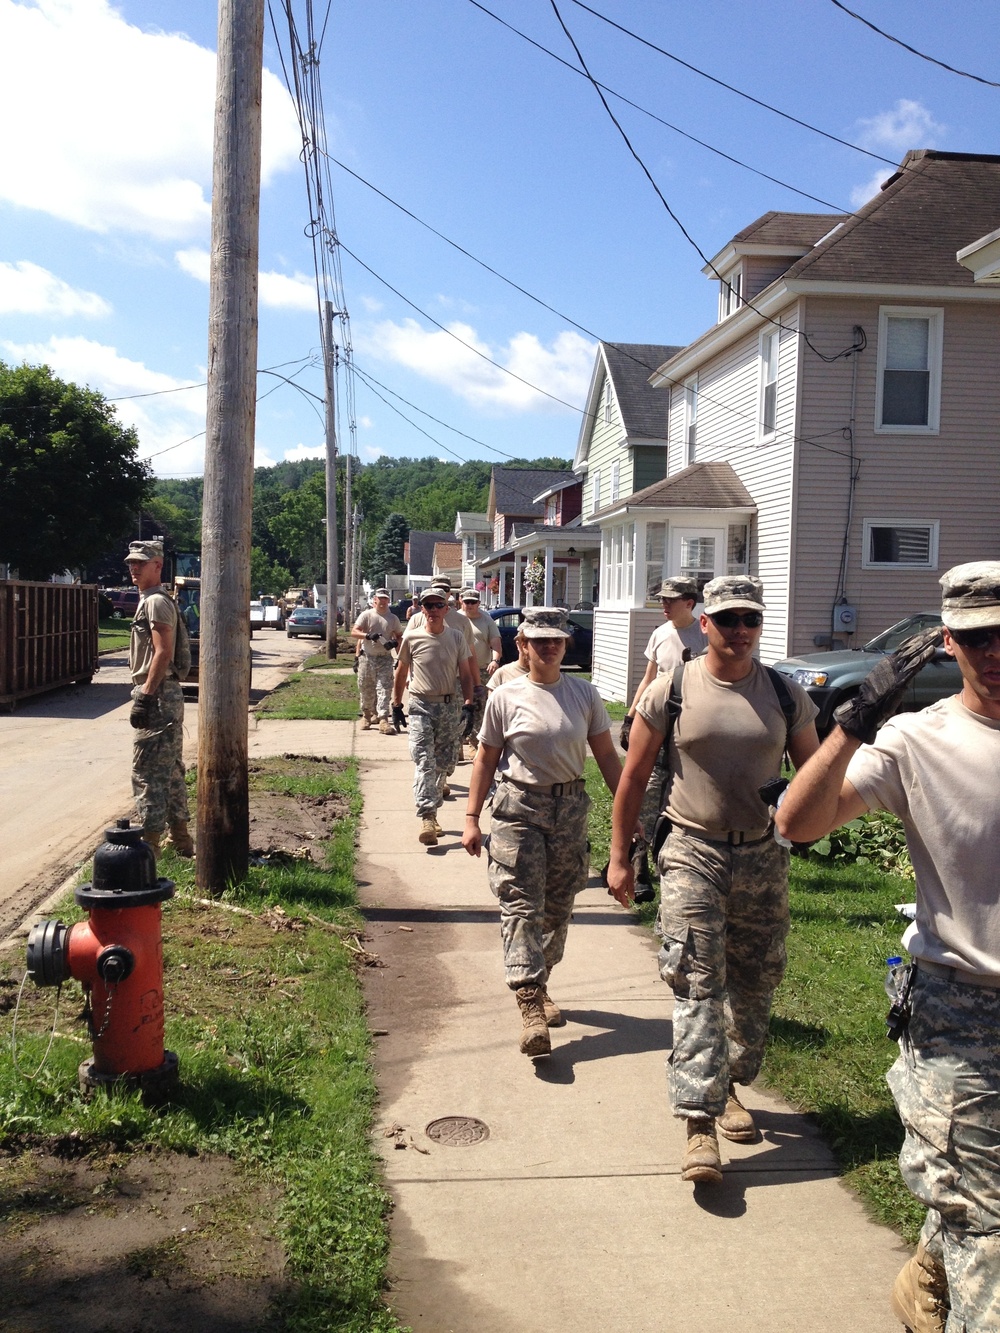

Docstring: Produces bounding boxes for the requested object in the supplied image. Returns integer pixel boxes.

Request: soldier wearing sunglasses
[778,563,1000,1333]
[607,576,819,1184]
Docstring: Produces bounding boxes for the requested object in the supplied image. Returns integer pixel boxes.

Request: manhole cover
[425,1116,490,1146]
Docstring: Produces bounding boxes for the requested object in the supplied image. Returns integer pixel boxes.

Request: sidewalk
[350,720,907,1333]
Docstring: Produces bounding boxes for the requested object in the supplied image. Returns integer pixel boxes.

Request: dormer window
[719,267,743,319]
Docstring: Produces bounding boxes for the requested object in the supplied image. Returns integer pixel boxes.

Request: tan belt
[501,776,586,797]
[410,691,455,702]
[675,825,772,847]
[917,959,1000,990]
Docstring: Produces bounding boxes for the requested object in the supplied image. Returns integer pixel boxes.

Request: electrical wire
[828,0,1000,89]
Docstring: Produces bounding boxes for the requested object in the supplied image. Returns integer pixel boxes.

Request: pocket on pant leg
[658,926,692,991]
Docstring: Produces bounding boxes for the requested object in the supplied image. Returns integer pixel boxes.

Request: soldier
[405,577,480,794]
[459,588,502,753]
[393,587,476,846]
[607,576,819,1182]
[488,631,530,692]
[125,540,193,859]
[351,588,402,734]
[463,607,622,1058]
[777,563,1000,1333]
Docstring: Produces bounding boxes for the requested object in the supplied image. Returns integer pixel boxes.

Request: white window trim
[611,459,620,502]
[875,306,943,435]
[684,375,698,465]
[757,327,779,443]
[591,467,602,517]
[861,519,940,570]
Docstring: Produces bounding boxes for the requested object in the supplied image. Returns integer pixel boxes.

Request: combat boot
[681,1117,723,1184]
[142,829,163,860]
[716,1082,756,1142]
[168,822,195,858]
[360,712,373,731]
[432,815,443,837]
[539,986,564,1027]
[378,718,393,735]
[418,818,438,846]
[891,1241,949,1333]
[441,783,452,798]
[515,986,551,1057]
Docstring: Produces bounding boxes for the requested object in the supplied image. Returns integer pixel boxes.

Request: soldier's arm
[392,651,410,706]
[588,728,622,796]
[462,742,503,857]
[777,727,869,843]
[607,715,663,906]
[143,618,175,695]
[626,659,658,718]
[459,653,476,704]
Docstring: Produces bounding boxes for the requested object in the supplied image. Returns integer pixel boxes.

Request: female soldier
[462,607,622,1058]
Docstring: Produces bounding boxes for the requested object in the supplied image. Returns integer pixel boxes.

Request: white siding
[593,607,664,702]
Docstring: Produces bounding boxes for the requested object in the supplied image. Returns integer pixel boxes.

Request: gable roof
[574,342,682,468]
[407,529,455,576]
[432,541,462,573]
[732,212,845,249]
[592,461,755,519]
[488,468,575,520]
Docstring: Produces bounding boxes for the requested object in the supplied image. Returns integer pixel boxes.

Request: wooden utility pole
[197,0,263,893]
[343,453,353,620]
[323,300,339,658]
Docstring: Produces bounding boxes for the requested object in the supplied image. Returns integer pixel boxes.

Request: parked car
[105,588,140,618]
[487,607,593,671]
[286,607,327,639]
[772,612,960,734]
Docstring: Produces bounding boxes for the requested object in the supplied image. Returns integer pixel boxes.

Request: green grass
[0,758,404,1332]
[256,667,360,720]
[98,618,131,652]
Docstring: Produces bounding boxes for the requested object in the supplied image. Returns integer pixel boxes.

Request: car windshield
[864,613,942,653]
[294,609,321,620]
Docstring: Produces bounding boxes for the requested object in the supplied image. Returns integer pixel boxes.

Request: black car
[488,607,593,670]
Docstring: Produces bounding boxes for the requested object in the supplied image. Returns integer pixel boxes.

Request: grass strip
[256,666,361,721]
[0,757,404,1332]
[98,618,131,653]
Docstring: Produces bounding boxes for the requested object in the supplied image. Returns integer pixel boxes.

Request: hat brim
[706,598,766,614]
[942,607,1000,630]
[520,625,572,640]
[124,553,154,562]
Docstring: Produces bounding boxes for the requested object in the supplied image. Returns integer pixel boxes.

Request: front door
[670,527,726,595]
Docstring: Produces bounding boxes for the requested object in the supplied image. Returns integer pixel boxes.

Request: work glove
[129,692,161,730]
[366,631,382,642]
[460,703,476,738]
[619,715,633,751]
[473,684,487,703]
[392,703,407,731]
[833,626,943,744]
[352,656,359,674]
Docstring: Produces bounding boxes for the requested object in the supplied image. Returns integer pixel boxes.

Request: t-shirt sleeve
[587,684,612,737]
[845,732,907,817]
[396,636,412,670]
[487,618,502,648]
[786,679,820,734]
[144,592,177,629]
[636,673,672,736]
[478,690,507,749]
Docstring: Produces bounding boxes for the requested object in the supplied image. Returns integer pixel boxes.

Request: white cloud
[175,248,211,283]
[175,247,316,310]
[855,99,945,155]
[359,318,595,413]
[359,295,384,314]
[0,0,300,239]
[850,170,893,208]
[282,441,326,461]
[358,415,374,430]
[0,260,111,316]
[362,443,385,460]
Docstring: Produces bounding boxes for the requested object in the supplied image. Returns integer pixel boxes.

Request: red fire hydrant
[26,820,178,1095]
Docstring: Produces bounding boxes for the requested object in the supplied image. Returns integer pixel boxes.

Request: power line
[829,0,1000,89]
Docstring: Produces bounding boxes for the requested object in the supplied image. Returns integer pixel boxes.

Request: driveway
[0,631,317,938]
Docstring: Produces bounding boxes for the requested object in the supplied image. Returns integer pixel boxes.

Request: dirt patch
[247,755,350,860]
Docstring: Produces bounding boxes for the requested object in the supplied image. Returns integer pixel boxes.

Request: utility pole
[323,300,339,658]
[343,452,353,623]
[196,0,263,894]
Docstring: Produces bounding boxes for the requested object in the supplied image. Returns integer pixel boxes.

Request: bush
[810,811,913,880]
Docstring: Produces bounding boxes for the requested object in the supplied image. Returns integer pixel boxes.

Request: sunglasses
[423,601,446,610]
[710,610,763,629]
[950,626,1000,650]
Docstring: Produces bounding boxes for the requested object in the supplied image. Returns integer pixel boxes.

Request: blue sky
[0,0,996,478]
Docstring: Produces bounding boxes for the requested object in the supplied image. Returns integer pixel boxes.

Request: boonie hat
[940,561,1000,629]
[703,575,766,615]
[125,540,163,563]
[373,588,390,598]
[658,576,699,601]
[419,587,449,605]
[520,606,572,639]
[460,589,480,603]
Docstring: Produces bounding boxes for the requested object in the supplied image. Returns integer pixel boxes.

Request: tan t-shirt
[354,608,402,658]
[846,695,1000,976]
[397,625,471,697]
[638,657,816,837]
[129,586,178,686]
[463,609,502,670]
[405,607,477,670]
[488,661,529,691]
[645,619,707,673]
[479,674,611,787]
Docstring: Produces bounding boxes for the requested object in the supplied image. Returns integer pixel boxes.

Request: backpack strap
[764,664,797,749]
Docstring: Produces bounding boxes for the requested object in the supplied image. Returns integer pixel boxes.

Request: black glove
[619,715,633,751]
[461,703,476,738]
[833,626,943,744]
[366,631,382,642]
[392,703,407,731]
[129,692,161,730]
[352,656,359,674]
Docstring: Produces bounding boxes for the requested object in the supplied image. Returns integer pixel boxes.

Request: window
[644,521,666,604]
[759,329,779,438]
[684,376,698,464]
[719,268,742,319]
[727,524,748,574]
[592,468,602,516]
[679,535,716,594]
[862,520,939,570]
[876,308,943,432]
[601,522,635,604]
[603,380,613,426]
[611,460,620,502]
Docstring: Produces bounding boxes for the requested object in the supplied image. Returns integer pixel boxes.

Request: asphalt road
[0,630,319,939]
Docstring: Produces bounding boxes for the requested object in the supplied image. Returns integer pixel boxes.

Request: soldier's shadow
[533,1007,671,1086]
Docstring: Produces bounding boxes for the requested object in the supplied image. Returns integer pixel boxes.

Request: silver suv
[772,613,961,733]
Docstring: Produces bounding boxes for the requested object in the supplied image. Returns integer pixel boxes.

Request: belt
[917,959,1000,990]
[675,825,773,847]
[410,691,454,702]
[501,776,586,797]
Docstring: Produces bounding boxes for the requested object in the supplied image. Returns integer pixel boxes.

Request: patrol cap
[460,588,480,603]
[519,606,572,639]
[430,577,452,590]
[702,575,766,614]
[940,561,1000,629]
[125,540,164,563]
[419,586,449,605]
[373,588,390,598]
[658,576,699,601]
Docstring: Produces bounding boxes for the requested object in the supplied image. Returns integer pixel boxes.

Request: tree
[0,362,152,579]
[250,546,293,597]
[365,512,410,583]
[268,470,327,584]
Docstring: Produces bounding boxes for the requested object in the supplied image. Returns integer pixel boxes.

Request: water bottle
[884,955,910,1041]
[884,955,904,1002]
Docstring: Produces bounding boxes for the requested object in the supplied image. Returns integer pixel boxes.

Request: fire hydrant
[26,820,178,1095]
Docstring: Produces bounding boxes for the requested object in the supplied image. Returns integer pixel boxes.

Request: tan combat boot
[515,986,551,1057]
[891,1241,949,1333]
[168,822,195,858]
[142,830,163,860]
[418,818,438,846]
[681,1117,723,1184]
[378,718,393,735]
[360,712,373,731]
[539,986,565,1027]
[716,1082,756,1142]
[432,815,443,837]
[441,783,451,798]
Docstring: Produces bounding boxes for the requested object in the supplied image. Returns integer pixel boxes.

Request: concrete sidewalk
[351,721,907,1333]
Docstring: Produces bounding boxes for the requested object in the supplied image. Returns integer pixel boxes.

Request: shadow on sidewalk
[533,1007,672,1085]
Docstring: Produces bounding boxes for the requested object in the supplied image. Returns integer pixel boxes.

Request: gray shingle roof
[732,212,846,247]
[407,530,455,576]
[593,461,755,518]
[603,343,682,437]
[491,468,576,518]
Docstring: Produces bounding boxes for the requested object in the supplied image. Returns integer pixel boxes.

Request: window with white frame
[719,268,742,319]
[684,376,698,464]
[862,520,939,569]
[611,459,620,502]
[592,467,602,516]
[679,535,716,594]
[644,521,666,603]
[876,308,943,432]
[602,522,635,605]
[759,329,779,439]
[727,524,749,574]
[603,379,613,426]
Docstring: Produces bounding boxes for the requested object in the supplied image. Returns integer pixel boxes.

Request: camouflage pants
[487,781,590,990]
[888,970,1000,1333]
[638,762,669,846]
[408,696,462,817]
[131,679,189,834]
[358,654,393,719]
[657,830,789,1120]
